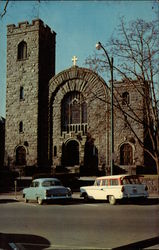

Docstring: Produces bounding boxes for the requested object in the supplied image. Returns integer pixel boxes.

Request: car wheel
[83,193,89,202]
[37,197,43,205]
[108,195,116,205]
[24,196,28,203]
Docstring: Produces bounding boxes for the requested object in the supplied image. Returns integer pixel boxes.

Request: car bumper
[44,195,72,200]
[122,193,148,199]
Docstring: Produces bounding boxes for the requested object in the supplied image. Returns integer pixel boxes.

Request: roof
[96,174,136,179]
[33,178,59,182]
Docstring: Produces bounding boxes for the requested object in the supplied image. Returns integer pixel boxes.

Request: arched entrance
[49,66,108,172]
[62,140,79,166]
[16,146,26,165]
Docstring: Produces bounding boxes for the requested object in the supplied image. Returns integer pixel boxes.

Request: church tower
[5,19,56,171]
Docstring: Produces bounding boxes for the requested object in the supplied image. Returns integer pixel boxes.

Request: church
[5,19,146,176]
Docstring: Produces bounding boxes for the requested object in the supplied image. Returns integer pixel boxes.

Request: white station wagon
[80,175,148,205]
[23,178,72,205]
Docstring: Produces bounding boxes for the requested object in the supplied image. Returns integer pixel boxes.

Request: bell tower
[5,19,56,170]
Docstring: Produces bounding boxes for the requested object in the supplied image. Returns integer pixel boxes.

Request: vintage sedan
[23,178,72,205]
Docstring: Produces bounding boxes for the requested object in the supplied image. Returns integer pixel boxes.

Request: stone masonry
[5,19,147,175]
[5,19,56,169]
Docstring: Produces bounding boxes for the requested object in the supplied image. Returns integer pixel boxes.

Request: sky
[0,0,158,117]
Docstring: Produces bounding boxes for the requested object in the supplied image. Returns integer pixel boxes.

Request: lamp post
[96,42,114,176]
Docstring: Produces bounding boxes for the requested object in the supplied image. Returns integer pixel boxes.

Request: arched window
[120,143,133,165]
[122,92,130,105]
[61,91,87,134]
[19,121,23,133]
[16,146,26,165]
[20,86,24,100]
[17,41,27,60]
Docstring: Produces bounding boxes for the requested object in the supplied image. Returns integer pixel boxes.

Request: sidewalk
[0,191,159,203]
[0,191,82,201]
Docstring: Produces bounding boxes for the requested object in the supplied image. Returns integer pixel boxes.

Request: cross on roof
[72,56,78,66]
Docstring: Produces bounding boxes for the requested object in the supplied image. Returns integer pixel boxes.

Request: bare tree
[0,0,9,18]
[0,0,41,18]
[86,18,159,174]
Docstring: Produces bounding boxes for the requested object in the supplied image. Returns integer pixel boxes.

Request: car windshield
[42,180,62,187]
[122,176,141,185]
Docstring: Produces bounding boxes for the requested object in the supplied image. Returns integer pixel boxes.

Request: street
[0,196,159,249]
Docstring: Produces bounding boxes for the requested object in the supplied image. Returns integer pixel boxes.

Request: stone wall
[113,80,144,169]
[140,175,159,194]
[49,66,110,173]
[5,18,146,175]
[5,19,56,168]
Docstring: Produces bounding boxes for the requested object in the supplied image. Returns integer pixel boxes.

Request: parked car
[80,174,148,205]
[23,178,72,205]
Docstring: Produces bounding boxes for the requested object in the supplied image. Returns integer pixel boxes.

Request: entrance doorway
[16,146,26,165]
[62,140,79,166]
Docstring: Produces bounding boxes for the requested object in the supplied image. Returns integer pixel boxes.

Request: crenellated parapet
[7,19,56,36]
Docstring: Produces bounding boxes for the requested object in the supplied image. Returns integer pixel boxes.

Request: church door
[62,140,79,166]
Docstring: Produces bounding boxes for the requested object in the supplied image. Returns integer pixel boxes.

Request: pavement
[0,190,82,201]
[0,189,159,203]
[0,192,159,249]
[1,190,159,201]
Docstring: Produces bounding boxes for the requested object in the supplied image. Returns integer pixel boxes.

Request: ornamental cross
[72,56,78,66]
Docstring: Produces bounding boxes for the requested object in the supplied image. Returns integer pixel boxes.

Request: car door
[96,179,109,199]
[90,179,108,200]
[27,181,39,200]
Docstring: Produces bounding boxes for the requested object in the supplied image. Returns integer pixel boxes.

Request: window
[94,179,101,186]
[101,179,108,186]
[20,86,24,100]
[61,91,87,134]
[110,179,119,186]
[122,176,141,185]
[42,180,61,187]
[17,41,27,60]
[31,182,39,187]
[54,146,57,157]
[122,92,130,105]
[34,182,39,187]
[19,121,23,133]
[120,143,133,165]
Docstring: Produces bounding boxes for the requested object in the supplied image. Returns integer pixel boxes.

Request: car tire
[83,193,89,202]
[24,197,28,203]
[108,195,116,205]
[37,197,43,205]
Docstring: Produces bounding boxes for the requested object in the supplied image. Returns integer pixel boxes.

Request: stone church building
[5,19,146,176]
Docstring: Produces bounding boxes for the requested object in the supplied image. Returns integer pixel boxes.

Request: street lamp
[96,42,114,176]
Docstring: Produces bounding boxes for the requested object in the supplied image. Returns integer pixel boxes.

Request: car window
[122,178,130,185]
[42,180,62,187]
[110,179,119,186]
[30,181,39,187]
[34,182,39,187]
[101,179,108,186]
[122,176,141,185]
[94,179,101,186]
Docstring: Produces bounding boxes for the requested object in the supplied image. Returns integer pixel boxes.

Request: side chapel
[5,19,146,176]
